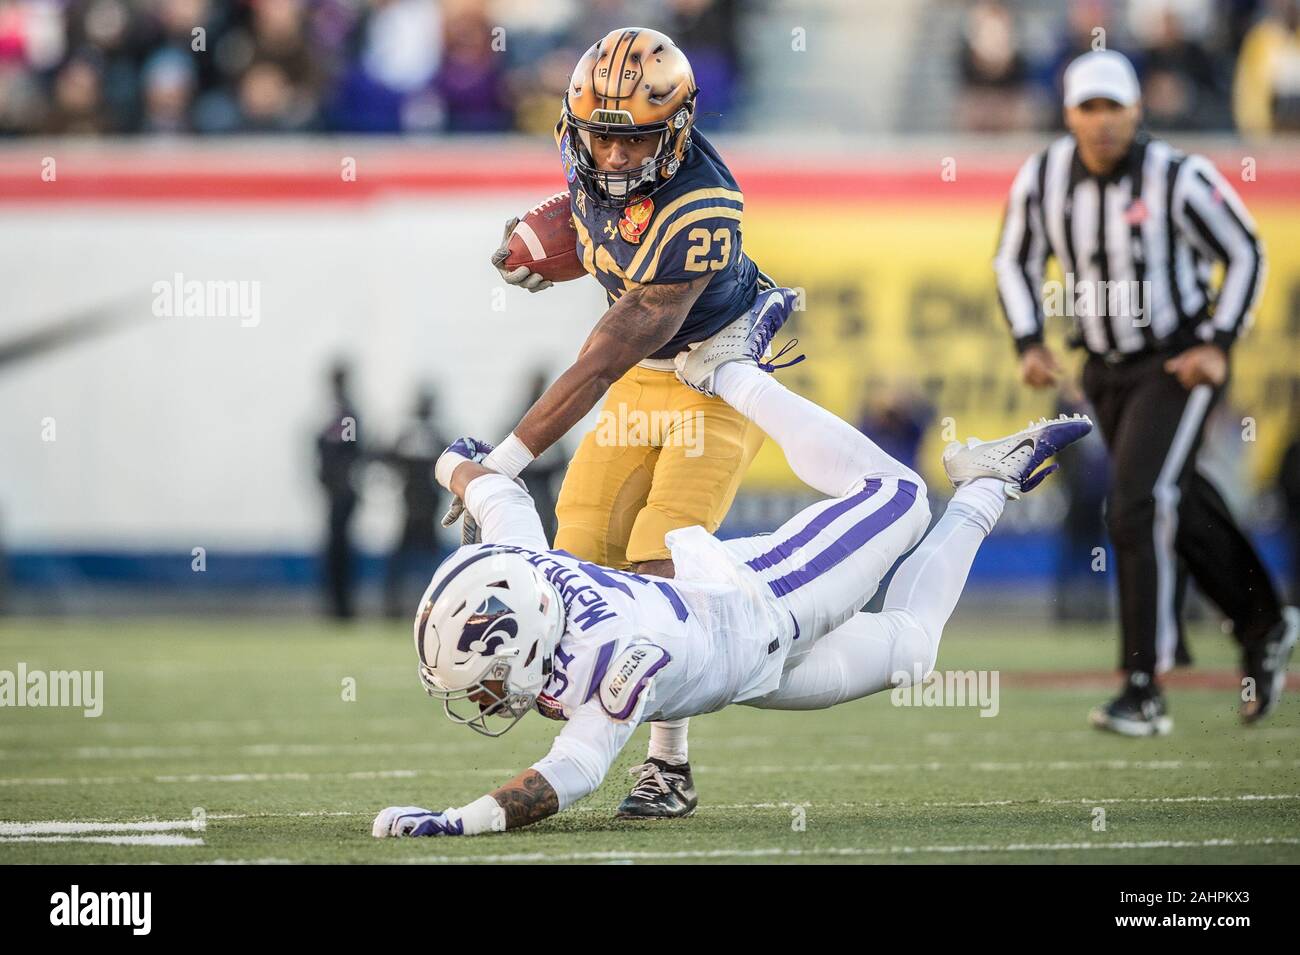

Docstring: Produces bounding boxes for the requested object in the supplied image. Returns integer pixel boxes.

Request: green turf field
[1,616,1297,864]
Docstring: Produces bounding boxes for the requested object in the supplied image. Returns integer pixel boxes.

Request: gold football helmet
[560,27,697,207]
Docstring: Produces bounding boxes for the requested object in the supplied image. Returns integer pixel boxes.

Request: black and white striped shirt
[994,134,1265,360]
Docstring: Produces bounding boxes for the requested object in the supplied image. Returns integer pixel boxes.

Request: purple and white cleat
[673,287,804,397]
[942,413,1093,499]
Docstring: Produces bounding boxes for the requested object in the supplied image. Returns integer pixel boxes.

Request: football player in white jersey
[373,324,1092,838]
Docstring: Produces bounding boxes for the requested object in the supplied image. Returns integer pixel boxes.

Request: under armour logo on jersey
[458,596,517,655]
[603,220,617,239]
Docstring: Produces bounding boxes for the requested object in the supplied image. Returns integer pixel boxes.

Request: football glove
[492,216,553,293]
[372,806,464,838]
[438,437,496,530]
[438,438,531,545]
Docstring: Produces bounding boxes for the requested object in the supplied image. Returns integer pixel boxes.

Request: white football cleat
[943,413,1093,499]
[673,287,802,396]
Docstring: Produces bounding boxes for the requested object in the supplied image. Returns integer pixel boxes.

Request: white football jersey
[458,472,794,808]
[462,540,783,725]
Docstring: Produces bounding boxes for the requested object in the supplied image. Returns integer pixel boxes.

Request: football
[502,191,587,282]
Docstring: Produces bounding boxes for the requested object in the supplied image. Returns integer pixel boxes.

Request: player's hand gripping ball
[492,192,586,290]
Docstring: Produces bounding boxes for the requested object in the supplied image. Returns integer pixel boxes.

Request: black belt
[1095,348,1158,367]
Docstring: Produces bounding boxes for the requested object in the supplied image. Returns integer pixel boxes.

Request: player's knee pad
[885,609,938,687]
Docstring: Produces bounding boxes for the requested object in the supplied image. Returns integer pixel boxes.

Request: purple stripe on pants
[765,480,920,597]
[745,479,883,573]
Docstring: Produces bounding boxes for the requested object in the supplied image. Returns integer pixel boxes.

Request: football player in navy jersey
[446,27,801,820]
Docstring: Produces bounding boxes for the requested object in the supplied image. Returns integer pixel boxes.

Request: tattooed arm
[488,769,560,830]
[510,275,710,458]
[452,700,637,835]
[400,704,638,836]
[372,768,571,838]
[373,698,644,837]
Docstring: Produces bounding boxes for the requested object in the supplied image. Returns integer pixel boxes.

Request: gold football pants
[554,365,765,567]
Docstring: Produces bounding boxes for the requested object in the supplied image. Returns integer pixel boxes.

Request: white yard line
[0,768,514,786]
[0,820,203,835]
[397,836,1300,864]
[0,741,490,760]
[202,791,1300,820]
[4,759,1299,787]
[8,805,1295,862]
[0,727,1293,761]
[7,792,1288,837]
[713,759,1300,774]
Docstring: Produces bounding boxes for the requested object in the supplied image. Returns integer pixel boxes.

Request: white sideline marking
[197,858,291,865]
[0,834,203,847]
[5,759,1300,787]
[0,716,421,741]
[690,793,1300,811]
[134,858,294,865]
[193,792,1296,822]
[0,819,202,835]
[13,793,1289,839]
[399,836,1300,864]
[17,740,492,760]
[0,768,510,786]
[714,759,1300,774]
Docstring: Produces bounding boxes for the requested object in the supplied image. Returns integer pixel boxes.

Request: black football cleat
[1241,606,1299,725]
[615,758,698,820]
[1088,674,1173,737]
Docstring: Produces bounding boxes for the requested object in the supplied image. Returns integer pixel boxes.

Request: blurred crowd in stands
[0,0,741,135]
[958,0,1300,135]
[6,0,1300,139]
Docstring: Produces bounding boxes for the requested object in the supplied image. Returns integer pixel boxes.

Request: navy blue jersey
[560,130,762,359]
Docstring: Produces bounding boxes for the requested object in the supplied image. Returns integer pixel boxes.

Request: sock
[883,478,1005,641]
[949,477,1007,535]
[647,718,689,765]
[712,362,922,497]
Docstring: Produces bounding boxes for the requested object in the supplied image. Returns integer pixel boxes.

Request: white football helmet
[413,546,565,737]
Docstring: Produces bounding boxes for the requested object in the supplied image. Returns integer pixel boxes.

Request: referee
[994,50,1297,735]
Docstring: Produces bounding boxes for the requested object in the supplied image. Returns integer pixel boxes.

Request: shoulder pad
[597,643,671,722]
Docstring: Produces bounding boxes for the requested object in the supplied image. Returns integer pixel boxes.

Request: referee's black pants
[1081,350,1282,679]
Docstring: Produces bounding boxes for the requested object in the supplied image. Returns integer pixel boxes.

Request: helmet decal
[562,28,697,209]
[413,546,567,738]
[457,595,517,656]
[559,130,577,183]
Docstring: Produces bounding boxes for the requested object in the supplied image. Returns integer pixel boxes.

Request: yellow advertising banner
[742,203,1300,491]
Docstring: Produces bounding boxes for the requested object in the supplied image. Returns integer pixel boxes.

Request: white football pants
[708,363,1006,711]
